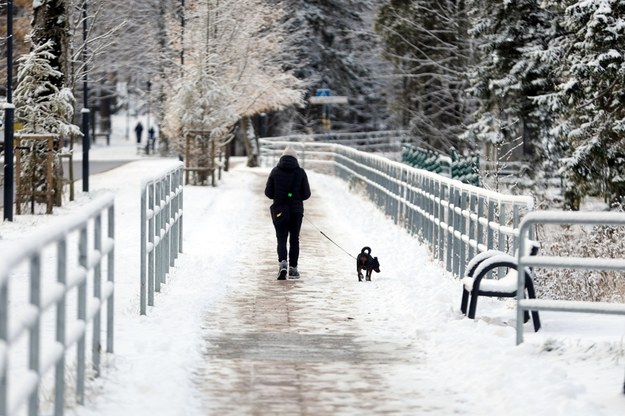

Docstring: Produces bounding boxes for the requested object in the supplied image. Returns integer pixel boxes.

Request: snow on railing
[516,211,625,344]
[260,139,533,278]
[0,193,115,416]
[140,162,184,315]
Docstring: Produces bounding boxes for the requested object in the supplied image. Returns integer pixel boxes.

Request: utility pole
[3,0,15,221]
[81,0,90,192]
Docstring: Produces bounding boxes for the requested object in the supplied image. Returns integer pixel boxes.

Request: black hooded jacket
[264,155,311,215]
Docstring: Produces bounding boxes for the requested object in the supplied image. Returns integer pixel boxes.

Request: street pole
[81,0,90,192]
[3,0,15,221]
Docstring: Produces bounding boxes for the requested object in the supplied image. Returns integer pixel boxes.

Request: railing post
[55,239,67,416]
[178,168,184,255]
[498,203,506,253]
[438,182,446,262]
[28,254,41,416]
[459,190,467,278]
[477,196,484,252]
[487,199,495,249]
[453,187,461,276]
[140,185,147,315]
[93,214,102,377]
[468,193,477,261]
[446,184,453,273]
[148,182,155,304]
[107,204,115,353]
[77,226,87,405]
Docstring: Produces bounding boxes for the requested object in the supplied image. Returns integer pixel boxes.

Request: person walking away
[134,121,144,144]
[148,127,156,151]
[265,145,311,280]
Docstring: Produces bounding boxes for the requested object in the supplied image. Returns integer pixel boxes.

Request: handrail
[140,162,184,315]
[260,138,533,278]
[516,211,625,344]
[0,193,115,416]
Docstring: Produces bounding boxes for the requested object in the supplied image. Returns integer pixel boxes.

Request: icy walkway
[193,168,440,414]
[52,158,624,416]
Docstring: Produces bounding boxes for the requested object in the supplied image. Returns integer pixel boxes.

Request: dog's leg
[366,270,372,281]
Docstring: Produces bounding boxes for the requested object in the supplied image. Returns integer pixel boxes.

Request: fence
[260,139,533,278]
[140,162,184,315]
[516,211,625,344]
[401,144,480,186]
[263,130,407,152]
[0,193,115,416]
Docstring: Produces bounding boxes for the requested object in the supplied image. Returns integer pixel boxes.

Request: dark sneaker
[277,260,287,280]
[288,266,300,279]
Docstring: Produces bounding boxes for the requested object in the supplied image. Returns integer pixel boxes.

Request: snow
[2,129,625,415]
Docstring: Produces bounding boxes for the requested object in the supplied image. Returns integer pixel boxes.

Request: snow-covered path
[65,157,624,416]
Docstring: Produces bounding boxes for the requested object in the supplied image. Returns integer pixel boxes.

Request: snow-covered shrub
[534,219,625,303]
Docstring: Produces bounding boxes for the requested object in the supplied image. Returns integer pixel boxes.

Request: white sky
[2,128,625,415]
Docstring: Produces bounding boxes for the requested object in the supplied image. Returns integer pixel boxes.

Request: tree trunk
[30,0,70,211]
[31,0,69,87]
[241,117,258,167]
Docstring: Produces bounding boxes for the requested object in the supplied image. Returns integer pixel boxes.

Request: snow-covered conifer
[553,0,625,206]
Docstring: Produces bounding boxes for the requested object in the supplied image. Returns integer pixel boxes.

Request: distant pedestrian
[148,127,156,150]
[134,121,144,144]
[265,145,311,280]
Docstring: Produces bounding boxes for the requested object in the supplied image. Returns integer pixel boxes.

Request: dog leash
[304,216,356,260]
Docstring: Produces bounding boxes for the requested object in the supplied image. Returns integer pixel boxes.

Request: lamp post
[3,0,15,221]
[81,0,90,192]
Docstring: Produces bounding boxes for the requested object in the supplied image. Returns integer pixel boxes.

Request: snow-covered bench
[460,242,541,332]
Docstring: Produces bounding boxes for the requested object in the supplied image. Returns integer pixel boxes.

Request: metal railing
[262,130,407,152]
[0,193,115,416]
[516,211,625,344]
[140,162,184,315]
[260,139,533,278]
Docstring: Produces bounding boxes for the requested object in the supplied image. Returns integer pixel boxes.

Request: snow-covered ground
[1,130,625,415]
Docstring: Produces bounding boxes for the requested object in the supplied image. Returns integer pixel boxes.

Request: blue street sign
[316,88,331,97]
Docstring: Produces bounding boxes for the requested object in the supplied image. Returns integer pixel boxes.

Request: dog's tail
[361,246,371,255]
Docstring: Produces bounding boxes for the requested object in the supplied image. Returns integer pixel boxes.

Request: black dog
[356,246,380,282]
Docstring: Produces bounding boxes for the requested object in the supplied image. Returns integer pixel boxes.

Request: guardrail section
[140,162,184,315]
[0,193,115,416]
[260,139,533,278]
[516,211,625,344]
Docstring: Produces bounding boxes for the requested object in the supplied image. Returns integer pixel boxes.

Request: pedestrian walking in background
[134,121,144,144]
[148,127,156,151]
[265,145,311,280]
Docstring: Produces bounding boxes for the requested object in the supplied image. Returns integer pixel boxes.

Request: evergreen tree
[271,0,392,134]
[552,0,625,206]
[13,40,79,212]
[464,0,558,173]
[14,40,79,137]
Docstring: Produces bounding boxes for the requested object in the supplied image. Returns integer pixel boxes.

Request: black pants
[274,213,303,267]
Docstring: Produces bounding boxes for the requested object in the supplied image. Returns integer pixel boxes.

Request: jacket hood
[277,155,300,171]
